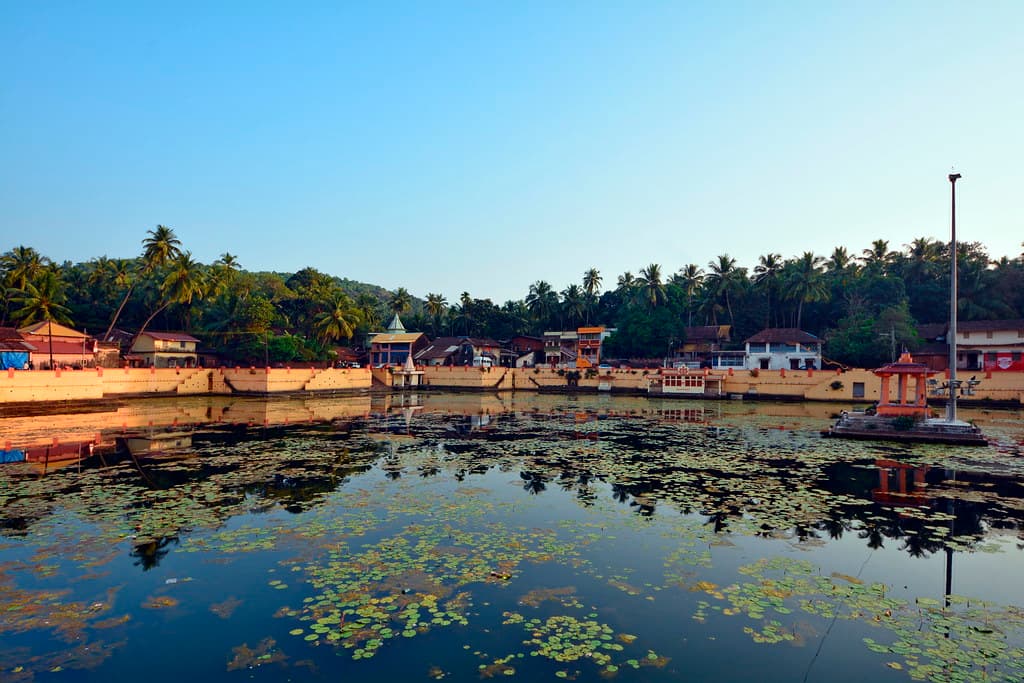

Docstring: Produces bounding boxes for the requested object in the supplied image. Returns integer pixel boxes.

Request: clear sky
[2,1,1021,304]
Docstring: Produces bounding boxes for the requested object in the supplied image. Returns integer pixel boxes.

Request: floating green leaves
[693,556,1024,681]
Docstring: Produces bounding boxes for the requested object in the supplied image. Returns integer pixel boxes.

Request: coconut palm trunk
[103,284,134,340]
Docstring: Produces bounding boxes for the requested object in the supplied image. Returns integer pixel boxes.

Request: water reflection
[2,395,1020,564]
[2,393,1024,682]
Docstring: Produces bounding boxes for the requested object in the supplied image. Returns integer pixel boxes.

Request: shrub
[830,380,844,390]
[750,368,760,378]
[892,415,916,431]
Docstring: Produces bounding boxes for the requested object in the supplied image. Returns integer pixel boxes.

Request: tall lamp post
[947,173,961,423]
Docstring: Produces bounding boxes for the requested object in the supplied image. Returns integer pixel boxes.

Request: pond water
[2,393,1023,682]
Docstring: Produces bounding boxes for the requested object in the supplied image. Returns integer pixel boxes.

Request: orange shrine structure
[873,352,933,418]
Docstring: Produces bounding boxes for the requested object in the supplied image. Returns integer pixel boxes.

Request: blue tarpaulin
[0,351,29,370]
[0,449,26,463]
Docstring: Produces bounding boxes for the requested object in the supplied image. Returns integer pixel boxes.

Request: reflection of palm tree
[900,534,933,559]
[520,471,547,495]
[704,511,731,534]
[817,516,851,540]
[611,483,631,504]
[132,535,180,570]
[858,525,885,549]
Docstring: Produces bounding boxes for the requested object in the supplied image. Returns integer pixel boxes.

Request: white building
[743,328,822,371]
[956,319,1024,371]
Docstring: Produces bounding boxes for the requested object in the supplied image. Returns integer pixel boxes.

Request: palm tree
[616,271,636,293]
[1,245,47,291]
[753,253,784,327]
[561,284,586,327]
[11,270,72,370]
[582,268,602,323]
[636,264,666,309]
[705,254,745,327]
[388,287,413,316]
[676,264,704,326]
[583,268,602,297]
[1,246,48,325]
[104,225,182,340]
[136,251,207,337]
[313,292,362,343]
[208,253,242,298]
[215,252,241,271]
[425,293,447,336]
[785,252,828,328]
[355,293,382,332]
[861,239,895,275]
[86,255,116,295]
[455,292,474,335]
[501,299,531,336]
[901,237,943,280]
[142,225,183,266]
[526,281,557,331]
[826,246,854,273]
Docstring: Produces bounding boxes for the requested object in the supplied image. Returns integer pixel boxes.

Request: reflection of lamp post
[947,173,961,423]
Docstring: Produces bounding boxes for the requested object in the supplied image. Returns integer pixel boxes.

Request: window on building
[852,382,865,399]
[963,331,970,339]
[986,331,993,339]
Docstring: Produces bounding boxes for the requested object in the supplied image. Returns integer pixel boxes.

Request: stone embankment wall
[0,367,105,402]
[0,366,374,404]
[417,366,652,392]
[1,364,1022,405]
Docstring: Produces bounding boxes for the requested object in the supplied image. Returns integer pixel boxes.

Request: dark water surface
[2,393,1023,682]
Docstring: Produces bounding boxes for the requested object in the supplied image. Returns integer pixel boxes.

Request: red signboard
[983,353,1024,371]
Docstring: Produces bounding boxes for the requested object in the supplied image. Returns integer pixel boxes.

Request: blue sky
[2,1,1021,304]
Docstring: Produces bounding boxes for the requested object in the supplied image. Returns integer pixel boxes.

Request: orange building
[874,352,933,418]
[576,327,605,368]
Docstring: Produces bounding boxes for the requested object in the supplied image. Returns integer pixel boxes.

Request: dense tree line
[3,228,1023,367]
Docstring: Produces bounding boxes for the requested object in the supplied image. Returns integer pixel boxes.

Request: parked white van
[471,356,493,368]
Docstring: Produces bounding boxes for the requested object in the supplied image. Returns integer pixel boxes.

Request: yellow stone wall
[0,368,103,403]
[1,364,1022,405]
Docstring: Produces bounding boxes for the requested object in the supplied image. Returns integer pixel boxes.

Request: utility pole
[947,173,961,423]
